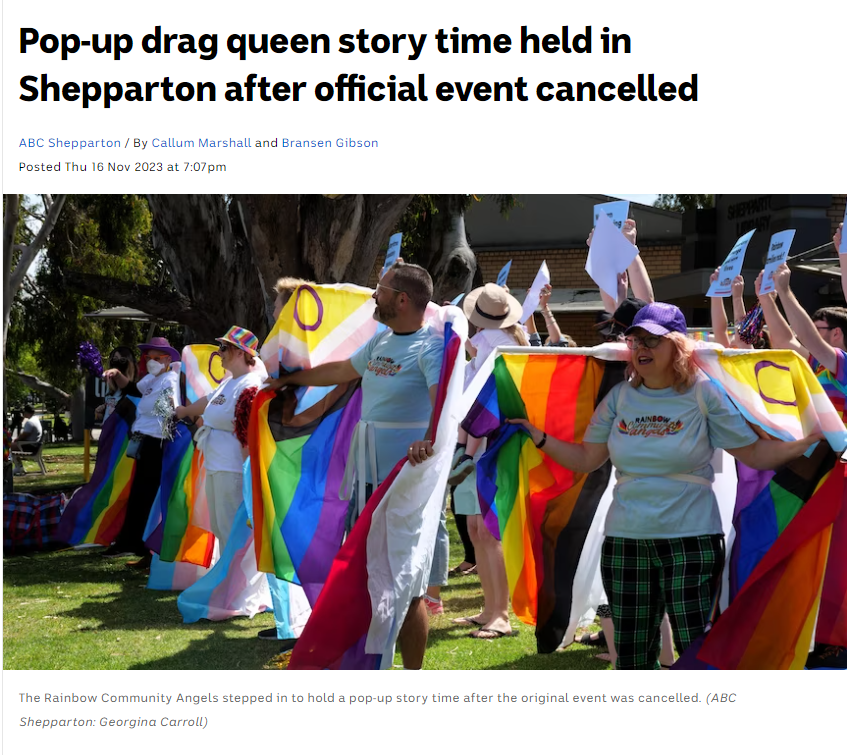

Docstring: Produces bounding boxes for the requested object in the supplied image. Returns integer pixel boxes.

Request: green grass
[12,441,93,495]
[4,507,608,670]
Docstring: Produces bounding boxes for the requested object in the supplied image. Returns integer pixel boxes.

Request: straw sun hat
[463,283,523,330]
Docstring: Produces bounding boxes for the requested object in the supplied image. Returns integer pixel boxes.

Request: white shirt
[201,371,265,473]
[19,416,43,444]
[132,371,180,438]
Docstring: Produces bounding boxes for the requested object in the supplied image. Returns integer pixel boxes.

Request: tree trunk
[418,196,478,303]
[71,383,85,442]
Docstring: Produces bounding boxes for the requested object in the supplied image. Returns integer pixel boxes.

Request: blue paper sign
[593,200,630,232]
[451,293,465,306]
[381,232,402,276]
[496,260,512,287]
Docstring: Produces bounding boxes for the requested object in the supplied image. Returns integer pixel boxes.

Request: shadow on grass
[485,645,612,670]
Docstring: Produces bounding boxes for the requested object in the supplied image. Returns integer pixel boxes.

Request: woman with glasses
[509,302,823,669]
[176,327,266,551]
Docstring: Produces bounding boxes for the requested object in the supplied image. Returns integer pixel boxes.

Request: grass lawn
[11,441,93,496]
[4,499,609,670]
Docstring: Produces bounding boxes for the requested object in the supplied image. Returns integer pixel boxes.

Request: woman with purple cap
[510,302,823,670]
[104,336,181,565]
[176,327,266,551]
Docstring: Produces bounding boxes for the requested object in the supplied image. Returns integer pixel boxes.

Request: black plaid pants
[601,534,724,670]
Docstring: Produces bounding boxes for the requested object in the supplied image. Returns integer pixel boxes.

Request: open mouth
[637,355,653,365]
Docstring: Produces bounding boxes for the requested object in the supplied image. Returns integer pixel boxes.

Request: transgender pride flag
[288,305,467,669]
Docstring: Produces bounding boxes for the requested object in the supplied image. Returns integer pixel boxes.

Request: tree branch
[6,369,72,407]
[8,194,67,293]
[62,270,207,331]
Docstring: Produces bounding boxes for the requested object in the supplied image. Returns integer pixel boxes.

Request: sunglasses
[624,334,663,350]
[218,342,230,353]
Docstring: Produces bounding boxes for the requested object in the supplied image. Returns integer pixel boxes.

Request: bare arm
[175,395,209,420]
[622,220,655,303]
[835,224,846,302]
[726,433,823,471]
[264,359,360,391]
[730,275,747,322]
[538,284,563,344]
[756,270,808,356]
[773,264,837,371]
[103,368,130,390]
[709,269,731,348]
[506,418,609,473]
[407,384,439,466]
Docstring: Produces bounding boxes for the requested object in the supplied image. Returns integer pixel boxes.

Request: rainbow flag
[468,348,626,652]
[698,459,845,669]
[147,554,213,592]
[180,344,230,404]
[289,307,466,669]
[251,284,377,601]
[57,397,139,545]
[145,423,215,567]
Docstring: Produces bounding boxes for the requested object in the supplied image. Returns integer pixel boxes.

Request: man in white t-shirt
[177,327,266,551]
[104,338,180,564]
[265,261,444,669]
[11,404,42,475]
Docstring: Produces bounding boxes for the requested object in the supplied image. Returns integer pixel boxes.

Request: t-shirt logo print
[617,415,684,437]
[367,356,403,377]
[210,394,226,406]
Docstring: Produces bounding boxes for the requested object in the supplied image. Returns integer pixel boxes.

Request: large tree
[654,194,714,213]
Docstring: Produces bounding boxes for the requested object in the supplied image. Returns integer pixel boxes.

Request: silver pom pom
[153,387,176,442]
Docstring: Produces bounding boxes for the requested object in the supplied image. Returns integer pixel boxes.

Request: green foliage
[654,194,714,213]
[7,195,158,391]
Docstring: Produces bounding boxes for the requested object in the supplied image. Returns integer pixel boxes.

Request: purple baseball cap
[625,302,687,337]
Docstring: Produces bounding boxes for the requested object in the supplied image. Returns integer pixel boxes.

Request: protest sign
[707,229,756,297]
[585,210,638,299]
[759,230,796,295]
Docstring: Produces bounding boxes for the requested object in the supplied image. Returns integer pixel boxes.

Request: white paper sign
[520,261,550,324]
[496,260,512,287]
[381,232,402,276]
[593,200,630,231]
[585,210,638,299]
[759,230,796,295]
[707,229,756,297]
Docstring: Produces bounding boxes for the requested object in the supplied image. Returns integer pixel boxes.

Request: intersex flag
[180,344,230,404]
[251,284,376,600]
[288,306,466,669]
[467,346,627,653]
[57,396,139,546]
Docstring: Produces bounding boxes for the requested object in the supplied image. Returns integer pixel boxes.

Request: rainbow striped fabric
[57,396,139,545]
[251,284,376,601]
[468,348,626,652]
[809,350,847,424]
[288,306,466,669]
[143,424,215,567]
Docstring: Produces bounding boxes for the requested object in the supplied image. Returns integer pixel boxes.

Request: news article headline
[17,25,699,108]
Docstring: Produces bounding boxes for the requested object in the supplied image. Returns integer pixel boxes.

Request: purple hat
[625,302,687,337]
[138,336,181,362]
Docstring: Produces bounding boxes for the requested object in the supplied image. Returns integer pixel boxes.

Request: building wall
[828,194,846,236]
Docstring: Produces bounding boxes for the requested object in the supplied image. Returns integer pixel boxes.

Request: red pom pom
[235,386,258,447]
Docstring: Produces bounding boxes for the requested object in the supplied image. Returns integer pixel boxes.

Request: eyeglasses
[815,325,834,332]
[624,334,663,350]
[375,284,404,296]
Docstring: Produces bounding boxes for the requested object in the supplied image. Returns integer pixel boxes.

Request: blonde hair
[504,323,529,347]
[274,277,312,307]
[626,331,698,392]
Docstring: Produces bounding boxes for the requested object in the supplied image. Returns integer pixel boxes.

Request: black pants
[449,485,475,565]
[115,435,164,555]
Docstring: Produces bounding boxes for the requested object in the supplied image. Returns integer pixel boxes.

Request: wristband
[535,432,547,449]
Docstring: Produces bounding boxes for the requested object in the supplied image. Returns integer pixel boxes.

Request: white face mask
[146,359,165,376]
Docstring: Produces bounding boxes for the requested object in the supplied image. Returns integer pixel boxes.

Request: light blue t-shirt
[583,378,758,539]
[350,325,444,482]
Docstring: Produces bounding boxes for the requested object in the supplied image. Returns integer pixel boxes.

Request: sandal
[451,616,485,627]
[470,628,518,640]
[575,630,606,647]
[448,562,475,576]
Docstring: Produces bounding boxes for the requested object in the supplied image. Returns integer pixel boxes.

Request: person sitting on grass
[11,405,42,476]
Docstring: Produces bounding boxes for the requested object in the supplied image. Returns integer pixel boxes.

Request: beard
[373,299,398,323]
